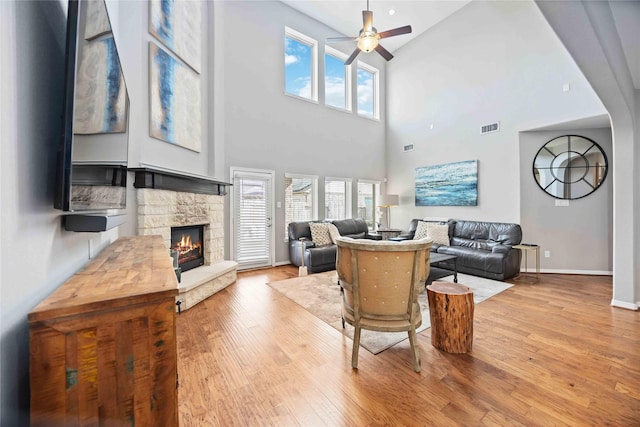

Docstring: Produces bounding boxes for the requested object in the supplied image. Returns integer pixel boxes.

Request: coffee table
[426,253,458,288]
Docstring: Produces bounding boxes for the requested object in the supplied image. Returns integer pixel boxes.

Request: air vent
[403,144,414,152]
[481,122,500,134]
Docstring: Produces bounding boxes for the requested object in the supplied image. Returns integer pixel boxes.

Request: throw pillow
[426,223,450,246]
[309,222,332,246]
[414,221,430,240]
[327,223,341,244]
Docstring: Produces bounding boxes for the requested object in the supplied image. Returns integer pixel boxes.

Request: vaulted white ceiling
[280,0,471,54]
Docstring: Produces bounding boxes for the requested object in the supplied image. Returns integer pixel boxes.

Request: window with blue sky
[357,62,378,118]
[324,46,351,111]
[285,27,317,101]
[284,27,379,118]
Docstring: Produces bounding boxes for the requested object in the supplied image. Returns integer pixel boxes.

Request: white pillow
[309,222,332,246]
[427,223,450,246]
[327,223,341,244]
[414,221,430,240]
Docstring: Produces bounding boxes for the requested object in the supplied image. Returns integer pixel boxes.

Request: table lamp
[378,194,399,229]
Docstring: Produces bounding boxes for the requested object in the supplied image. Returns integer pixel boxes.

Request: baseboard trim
[274,261,292,267]
[538,269,613,276]
[610,299,639,311]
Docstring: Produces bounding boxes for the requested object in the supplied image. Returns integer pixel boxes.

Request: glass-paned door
[231,168,274,270]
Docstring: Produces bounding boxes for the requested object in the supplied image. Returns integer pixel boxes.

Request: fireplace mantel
[130,166,231,196]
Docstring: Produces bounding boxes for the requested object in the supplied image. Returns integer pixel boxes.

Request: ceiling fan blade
[378,25,412,39]
[345,48,361,66]
[326,36,358,43]
[362,10,373,32]
[374,44,394,61]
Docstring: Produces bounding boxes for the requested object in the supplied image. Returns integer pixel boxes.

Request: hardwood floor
[176,266,639,426]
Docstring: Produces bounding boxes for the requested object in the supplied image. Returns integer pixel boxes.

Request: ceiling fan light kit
[327,0,412,65]
[357,31,378,52]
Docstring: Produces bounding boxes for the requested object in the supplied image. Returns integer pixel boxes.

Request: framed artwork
[84,0,111,40]
[415,160,478,206]
[149,0,202,73]
[74,37,128,134]
[149,43,201,152]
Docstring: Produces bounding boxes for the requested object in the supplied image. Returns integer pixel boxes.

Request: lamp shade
[378,194,399,207]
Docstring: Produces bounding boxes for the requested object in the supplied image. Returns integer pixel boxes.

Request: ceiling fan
[327,0,412,66]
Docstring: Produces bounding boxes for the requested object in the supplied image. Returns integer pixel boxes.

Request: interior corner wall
[534,0,638,307]
[519,128,613,273]
[0,2,122,424]
[636,90,640,306]
[219,1,387,264]
[385,0,606,230]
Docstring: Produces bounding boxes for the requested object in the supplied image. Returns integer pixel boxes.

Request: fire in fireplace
[170,225,204,272]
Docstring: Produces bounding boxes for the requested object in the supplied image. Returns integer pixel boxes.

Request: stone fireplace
[134,167,236,311]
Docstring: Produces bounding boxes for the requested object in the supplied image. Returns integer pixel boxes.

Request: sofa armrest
[491,244,511,254]
[292,239,316,250]
[289,239,316,267]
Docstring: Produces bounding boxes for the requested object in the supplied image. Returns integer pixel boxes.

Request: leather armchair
[288,219,381,273]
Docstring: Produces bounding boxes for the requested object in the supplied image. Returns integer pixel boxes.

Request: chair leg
[339,284,345,328]
[352,325,361,369]
[408,327,421,373]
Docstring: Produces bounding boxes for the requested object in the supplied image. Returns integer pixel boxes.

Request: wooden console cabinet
[29,236,179,427]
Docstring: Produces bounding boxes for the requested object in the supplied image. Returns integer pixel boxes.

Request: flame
[179,235,192,249]
[171,233,202,262]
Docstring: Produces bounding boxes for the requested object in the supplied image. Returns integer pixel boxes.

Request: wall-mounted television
[54,0,130,231]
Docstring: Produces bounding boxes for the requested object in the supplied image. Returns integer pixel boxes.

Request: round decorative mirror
[533,135,608,200]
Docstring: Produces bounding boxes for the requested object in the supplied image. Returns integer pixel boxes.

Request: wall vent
[403,144,414,152]
[481,122,500,134]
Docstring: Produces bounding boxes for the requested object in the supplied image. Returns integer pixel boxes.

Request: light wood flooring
[176,266,639,426]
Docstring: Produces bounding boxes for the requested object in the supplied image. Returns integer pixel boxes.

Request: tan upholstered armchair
[335,237,432,372]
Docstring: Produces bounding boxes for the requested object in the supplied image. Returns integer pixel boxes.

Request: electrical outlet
[544,250,551,258]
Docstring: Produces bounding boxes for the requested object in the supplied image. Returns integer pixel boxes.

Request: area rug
[267,271,512,355]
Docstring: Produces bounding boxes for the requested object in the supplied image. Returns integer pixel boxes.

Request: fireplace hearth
[171,225,204,272]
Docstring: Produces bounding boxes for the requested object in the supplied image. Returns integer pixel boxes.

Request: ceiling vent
[481,122,500,134]
[403,144,414,152]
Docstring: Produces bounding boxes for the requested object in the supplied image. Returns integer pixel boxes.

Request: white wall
[0,2,122,424]
[385,0,606,230]
[220,1,387,264]
[519,128,613,273]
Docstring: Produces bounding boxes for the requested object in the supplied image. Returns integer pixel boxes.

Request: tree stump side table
[426,281,474,353]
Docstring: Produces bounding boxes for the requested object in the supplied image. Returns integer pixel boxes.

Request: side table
[513,244,540,281]
[427,281,474,353]
[376,228,402,240]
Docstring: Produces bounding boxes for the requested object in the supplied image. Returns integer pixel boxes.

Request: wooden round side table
[426,281,474,353]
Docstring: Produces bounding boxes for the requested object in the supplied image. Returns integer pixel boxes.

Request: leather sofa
[288,218,382,273]
[395,219,522,281]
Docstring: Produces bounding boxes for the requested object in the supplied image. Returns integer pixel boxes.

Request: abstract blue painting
[74,37,127,134]
[149,0,202,73]
[149,43,201,152]
[415,160,478,206]
[83,0,111,40]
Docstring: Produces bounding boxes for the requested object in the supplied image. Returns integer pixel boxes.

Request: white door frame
[230,167,276,270]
